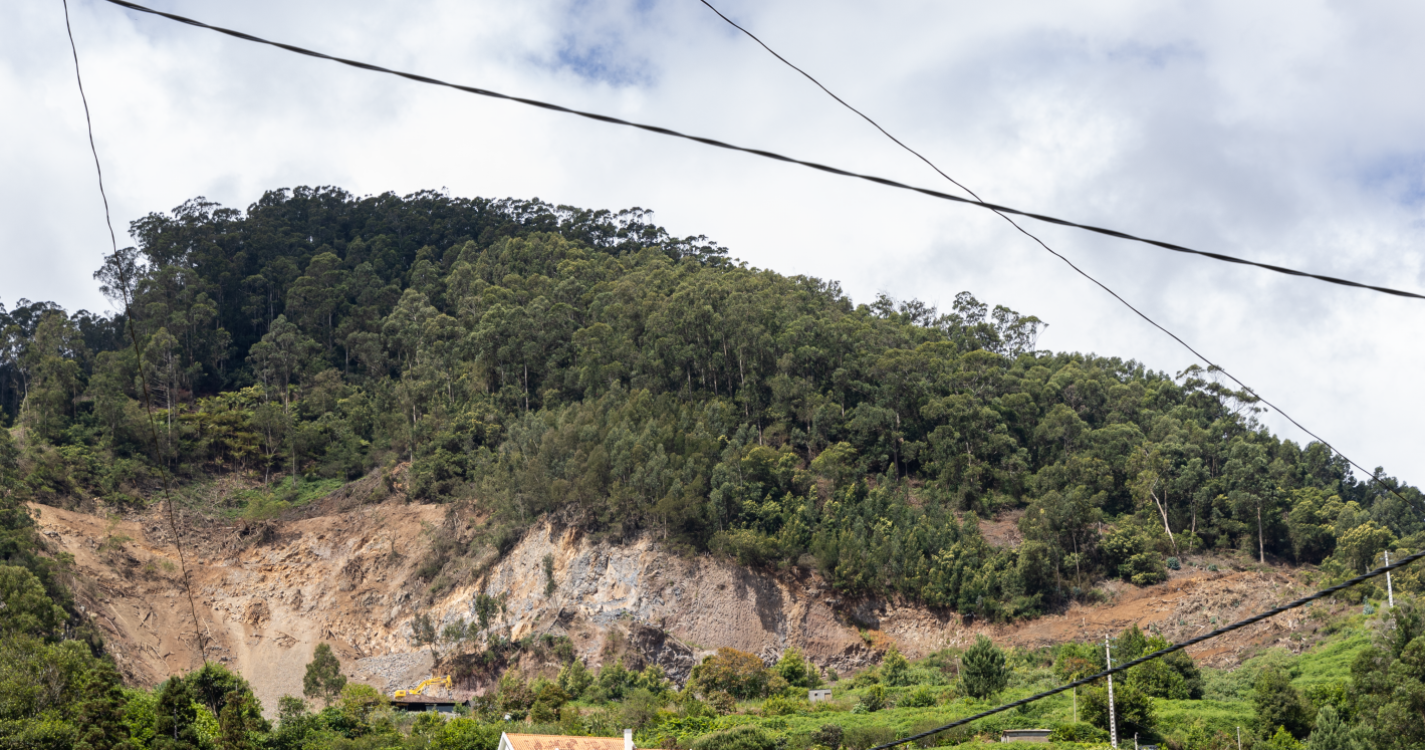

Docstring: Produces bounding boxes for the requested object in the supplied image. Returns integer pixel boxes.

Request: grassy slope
[640,607,1381,750]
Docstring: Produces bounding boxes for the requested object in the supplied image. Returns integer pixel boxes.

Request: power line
[87,0,1425,529]
[866,547,1425,750]
[695,0,983,204]
[694,0,1425,520]
[89,0,1425,522]
[698,2,1425,741]
[62,0,208,664]
[94,0,1425,302]
[70,0,1425,706]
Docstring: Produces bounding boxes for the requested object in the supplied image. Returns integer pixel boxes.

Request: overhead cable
[93,0,1422,519]
[95,0,1425,302]
[866,547,1425,750]
[63,0,208,663]
[694,0,1424,518]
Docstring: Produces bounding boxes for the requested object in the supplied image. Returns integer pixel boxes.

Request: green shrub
[811,724,844,750]
[431,717,502,750]
[881,645,911,687]
[1265,725,1304,750]
[710,529,785,568]
[1252,667,1311,739]
[904,719,971,748]
[557,659,593,698]
[691,648,771,700]
[776,647,822,689]
[690,725,785,750]
[843,726,897,750]
[897,686,936,708]
[858,685,886,712]
[1123,551,1168,586]
[1049,722,1109,743]
[1101,527,1167,585]
[762,696,809,716]
[1081,680,1155,740]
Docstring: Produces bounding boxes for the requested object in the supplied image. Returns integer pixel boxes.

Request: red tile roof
[502,733,628,750]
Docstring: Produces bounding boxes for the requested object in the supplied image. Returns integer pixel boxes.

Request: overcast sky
[4,0,1423,483]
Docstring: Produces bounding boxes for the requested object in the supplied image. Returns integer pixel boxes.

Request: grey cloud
[2,0,1421,477]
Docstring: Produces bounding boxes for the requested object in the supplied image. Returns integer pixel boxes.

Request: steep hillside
[4,186,1422,745]
[30,472,1348,718]
[5,187,1422,630]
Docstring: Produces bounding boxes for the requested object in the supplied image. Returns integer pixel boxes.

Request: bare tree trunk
[1257,504,1265,564]
[1148,486,1177,554]
[1138,448,1177,553]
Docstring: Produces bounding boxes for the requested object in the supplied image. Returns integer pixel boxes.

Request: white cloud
[3,0,1422,480]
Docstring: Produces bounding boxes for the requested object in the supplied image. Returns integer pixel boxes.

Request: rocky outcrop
[625,623,698,684]
[30,494,1321,719]
[30,498,975,717]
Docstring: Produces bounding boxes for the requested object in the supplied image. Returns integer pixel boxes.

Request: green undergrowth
[167,476,347,520]
[1153,699,1254,739]
[232,478,346,520]
[1200,612,1374,703]
[632,605,1384,750]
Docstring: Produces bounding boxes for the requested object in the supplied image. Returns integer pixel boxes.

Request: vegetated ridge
[5,186,1420,617]
[3,187,1425,749]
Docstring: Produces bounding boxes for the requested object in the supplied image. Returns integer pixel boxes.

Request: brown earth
[976,509,1025,549]
[29,493,450,716]
[27,477,1333,717]
[991,566,1346,667]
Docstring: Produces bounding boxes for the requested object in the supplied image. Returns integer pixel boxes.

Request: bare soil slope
[31,497,448,715]
[993,567,1341,667]
[30,490,1329,716]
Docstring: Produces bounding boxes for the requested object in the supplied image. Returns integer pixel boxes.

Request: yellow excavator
[393,675,451,699]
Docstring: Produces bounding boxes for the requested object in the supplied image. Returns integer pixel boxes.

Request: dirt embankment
[30,496,449,716]
[29,489,1328,716]
[993,568,1341,667]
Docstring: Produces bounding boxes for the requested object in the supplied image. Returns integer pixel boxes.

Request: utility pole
[1385,551,1395,608]
[1073,687,1077,723]
[1106,636,1118,750]
[1236,727,1242,750]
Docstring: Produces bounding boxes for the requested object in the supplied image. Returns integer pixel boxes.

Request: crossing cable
[91,0,1423,519]
[865,547,1425,750]
[93,0,1425,302]
[62,0,208,664]
[695,0,1425,520]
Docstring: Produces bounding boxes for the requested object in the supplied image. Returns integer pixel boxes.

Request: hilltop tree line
[2,187,1423,620]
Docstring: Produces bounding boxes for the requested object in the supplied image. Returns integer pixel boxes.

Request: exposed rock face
[29,499,972,717]
[31,494,1319,721]
[461,523,939,677]
[28,499,456,716]
[625,623,697,684]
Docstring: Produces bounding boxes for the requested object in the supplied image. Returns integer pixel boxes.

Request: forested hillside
[2,186,1422,621]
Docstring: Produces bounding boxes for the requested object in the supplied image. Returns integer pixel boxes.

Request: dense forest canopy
[2,186,1422,622]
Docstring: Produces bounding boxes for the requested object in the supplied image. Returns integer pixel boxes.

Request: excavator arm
[392,675,452,699]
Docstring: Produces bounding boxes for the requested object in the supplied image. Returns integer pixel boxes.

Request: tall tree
[961,635,1009,698]
[302,642,347,706]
